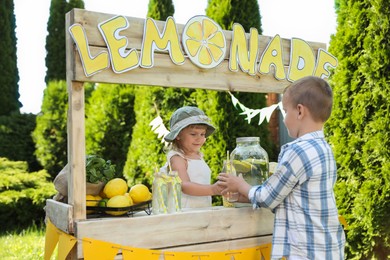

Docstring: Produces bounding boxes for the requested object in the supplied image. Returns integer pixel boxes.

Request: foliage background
[326,0,390,258]
[1,0,390,258]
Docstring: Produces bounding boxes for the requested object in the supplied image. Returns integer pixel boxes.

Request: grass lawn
[0,224,56,260]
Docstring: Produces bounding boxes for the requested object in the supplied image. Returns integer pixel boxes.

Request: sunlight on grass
[0,224,57,260]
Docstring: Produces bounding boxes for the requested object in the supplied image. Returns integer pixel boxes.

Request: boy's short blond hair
[284,76,333,122]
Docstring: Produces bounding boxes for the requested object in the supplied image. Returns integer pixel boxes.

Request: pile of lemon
[86,178,152,216]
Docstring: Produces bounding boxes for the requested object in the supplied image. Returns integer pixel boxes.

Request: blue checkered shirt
[249,131,346,259]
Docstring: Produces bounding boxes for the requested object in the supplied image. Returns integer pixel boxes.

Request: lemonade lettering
[69,15,337,81]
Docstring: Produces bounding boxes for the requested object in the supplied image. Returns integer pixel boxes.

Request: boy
[218,76,346,259]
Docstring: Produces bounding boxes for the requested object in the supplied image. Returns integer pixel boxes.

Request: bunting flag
[228,246,262,260]
[58,232,77,260]
[150,93,285,144]
[122,245,161,260]
[164,251,228,259]
[44,219,77,260]
[258,244,272,260]
[149,116,170,146]
[229,91,285,125]
[338,215,349,229]
[44,219,59,260]
[45,221,273,260]
[82,238,120,260]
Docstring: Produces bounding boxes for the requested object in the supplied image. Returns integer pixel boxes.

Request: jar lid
[236,137,260,142]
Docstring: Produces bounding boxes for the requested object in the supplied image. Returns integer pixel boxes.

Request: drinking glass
[222,160,239,203]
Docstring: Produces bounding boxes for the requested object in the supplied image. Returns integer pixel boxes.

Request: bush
[0,158,56,232]
[0,113,41,171]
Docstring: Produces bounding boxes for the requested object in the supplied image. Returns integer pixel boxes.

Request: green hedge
[0,158,56,232]
[0,113,40,171]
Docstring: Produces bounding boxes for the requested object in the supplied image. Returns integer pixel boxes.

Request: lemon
[103,178,128,198]
[124,193,134,205]
[129,184,152,204]
[232,160,252,173]
[86,194,98,214]
[106,195,131,216]
[182,16,226,69]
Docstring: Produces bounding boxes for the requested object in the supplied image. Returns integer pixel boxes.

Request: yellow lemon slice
[232,160,252,173]
[182,16,226,69]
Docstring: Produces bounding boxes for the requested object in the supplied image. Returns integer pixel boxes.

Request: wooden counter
[46,200,274,259]
[77,206,273,258]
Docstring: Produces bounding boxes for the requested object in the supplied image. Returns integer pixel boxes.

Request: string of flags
[228,91,285,125]
[150,92,285,143]
[45,218,272,260]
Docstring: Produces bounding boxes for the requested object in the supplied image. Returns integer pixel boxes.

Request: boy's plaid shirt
[249,131,346,259]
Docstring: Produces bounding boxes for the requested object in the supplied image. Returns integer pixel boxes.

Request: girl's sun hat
[164,106,216,142]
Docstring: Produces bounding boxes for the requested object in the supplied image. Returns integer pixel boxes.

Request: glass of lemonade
[221,160,239,203]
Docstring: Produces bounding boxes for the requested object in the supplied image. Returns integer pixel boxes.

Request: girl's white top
[166,150,212,208]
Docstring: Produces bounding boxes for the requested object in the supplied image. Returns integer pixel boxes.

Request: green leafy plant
[86,155,116,183]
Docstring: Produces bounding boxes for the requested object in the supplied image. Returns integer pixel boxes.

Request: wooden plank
[45,199,74,233]
[161,235,272,252]
[70,8,326,60]
[73,48,291,93]
[66,81,87,221]
[75,207,274,258]
[68,9,326,93]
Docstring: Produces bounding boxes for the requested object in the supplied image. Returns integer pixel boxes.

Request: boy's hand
[217,173,252,199]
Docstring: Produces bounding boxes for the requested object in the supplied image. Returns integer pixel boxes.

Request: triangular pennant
[44,219,59,260]
[164,251,229,260]
[122,245,161,260]
[258,243,272,260]
[229,247,261,260]
[82,238,120,260]
[57,232,77,260]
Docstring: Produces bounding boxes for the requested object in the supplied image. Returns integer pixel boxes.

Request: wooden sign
[67,9,337,94]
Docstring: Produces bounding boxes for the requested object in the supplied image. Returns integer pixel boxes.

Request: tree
[32,81,68,178]
[0,113,40,172]
[326,0,390,258]
[86,84,136,175]
[204,0,276,160]
[147,0,174,19]
[33,81,93,178]
[0,0,21,115]
[45,0,84,83]
[0,157,55,232]
[124,0,180,187]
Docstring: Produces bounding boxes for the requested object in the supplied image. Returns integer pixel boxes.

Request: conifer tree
[203,0,275,166]
[147,0,174,18]
[326,0,390,258]
[33,81,69,178]
[0,0,21,115]
[124,0,181,187]
[34,0,85,178]
[86,84,136,175]
[45,0,84,83]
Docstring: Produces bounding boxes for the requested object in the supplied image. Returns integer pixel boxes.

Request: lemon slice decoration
[232,160,252,173]
[182,16,226,69]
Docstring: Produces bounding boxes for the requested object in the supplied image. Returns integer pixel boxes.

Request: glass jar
[230,137,269,186]
[152,171,168,215]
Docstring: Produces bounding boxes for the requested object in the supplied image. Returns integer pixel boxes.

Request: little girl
[163,106,221,208]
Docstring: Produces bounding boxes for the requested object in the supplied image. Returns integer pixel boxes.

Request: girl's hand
[211,182,223,195]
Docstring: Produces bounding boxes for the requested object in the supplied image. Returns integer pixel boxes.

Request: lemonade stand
[44,8,335,259]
